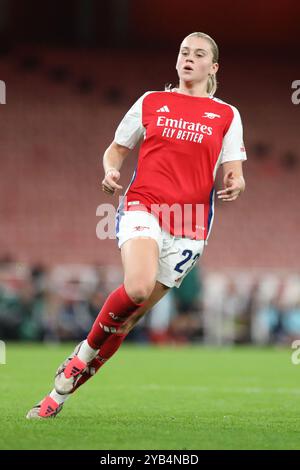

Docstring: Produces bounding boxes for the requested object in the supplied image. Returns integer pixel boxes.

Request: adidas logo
[71,366,81,375]
[156,105,170,112]
[45,405,54,415]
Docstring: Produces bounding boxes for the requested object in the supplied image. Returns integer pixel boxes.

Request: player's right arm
[101,92,150,195]
[102,142,130,194]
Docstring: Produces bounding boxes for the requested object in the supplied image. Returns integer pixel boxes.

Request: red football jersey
[114,89,247,244]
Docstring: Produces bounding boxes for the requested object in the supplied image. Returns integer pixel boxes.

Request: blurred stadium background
[0,0,300,349]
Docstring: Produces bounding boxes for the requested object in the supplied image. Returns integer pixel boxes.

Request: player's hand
[101,169,123,195]
[217,170,245,202]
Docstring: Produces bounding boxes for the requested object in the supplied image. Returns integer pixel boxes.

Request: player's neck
[176,81,209,98]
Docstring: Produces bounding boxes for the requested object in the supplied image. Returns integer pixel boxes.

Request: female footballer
[27,31,247,419]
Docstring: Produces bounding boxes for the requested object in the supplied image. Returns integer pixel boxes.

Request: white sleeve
[220,106,247,163]
[114,93,148,150]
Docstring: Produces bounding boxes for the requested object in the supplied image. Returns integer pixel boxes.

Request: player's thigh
[121,236,160,301]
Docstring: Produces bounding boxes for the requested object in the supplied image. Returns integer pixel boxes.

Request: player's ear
[212,62,219,74]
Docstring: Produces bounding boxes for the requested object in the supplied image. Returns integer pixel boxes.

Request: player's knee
[124,281,154,305]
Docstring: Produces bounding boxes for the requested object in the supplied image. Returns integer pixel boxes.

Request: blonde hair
[166,32,219,96]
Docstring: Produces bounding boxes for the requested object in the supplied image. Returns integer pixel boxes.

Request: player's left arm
[217,160,246,202]
[218,106,247,202]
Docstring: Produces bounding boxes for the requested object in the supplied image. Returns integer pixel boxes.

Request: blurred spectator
[146,290,176,344]
[169,267,204,344]
[280,151,298,171]
[0,259,300,346]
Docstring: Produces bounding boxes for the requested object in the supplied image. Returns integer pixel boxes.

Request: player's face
[176,37,218,84]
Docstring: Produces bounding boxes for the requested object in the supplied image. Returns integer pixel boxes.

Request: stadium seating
[0,47,299,271]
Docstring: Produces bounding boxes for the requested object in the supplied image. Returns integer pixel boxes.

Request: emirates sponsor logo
[157,116,212,144]
[157,116,212,134]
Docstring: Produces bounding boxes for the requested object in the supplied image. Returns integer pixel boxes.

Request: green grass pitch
[1,342,300,450]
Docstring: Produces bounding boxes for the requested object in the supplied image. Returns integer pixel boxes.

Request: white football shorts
[115,210,205,288]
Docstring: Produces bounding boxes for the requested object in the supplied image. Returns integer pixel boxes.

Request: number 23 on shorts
[174,249,201,275]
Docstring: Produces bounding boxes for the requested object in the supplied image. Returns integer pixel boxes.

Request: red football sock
[97,332,127,363]
[73,333,127,391]
[87,284,144,350]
